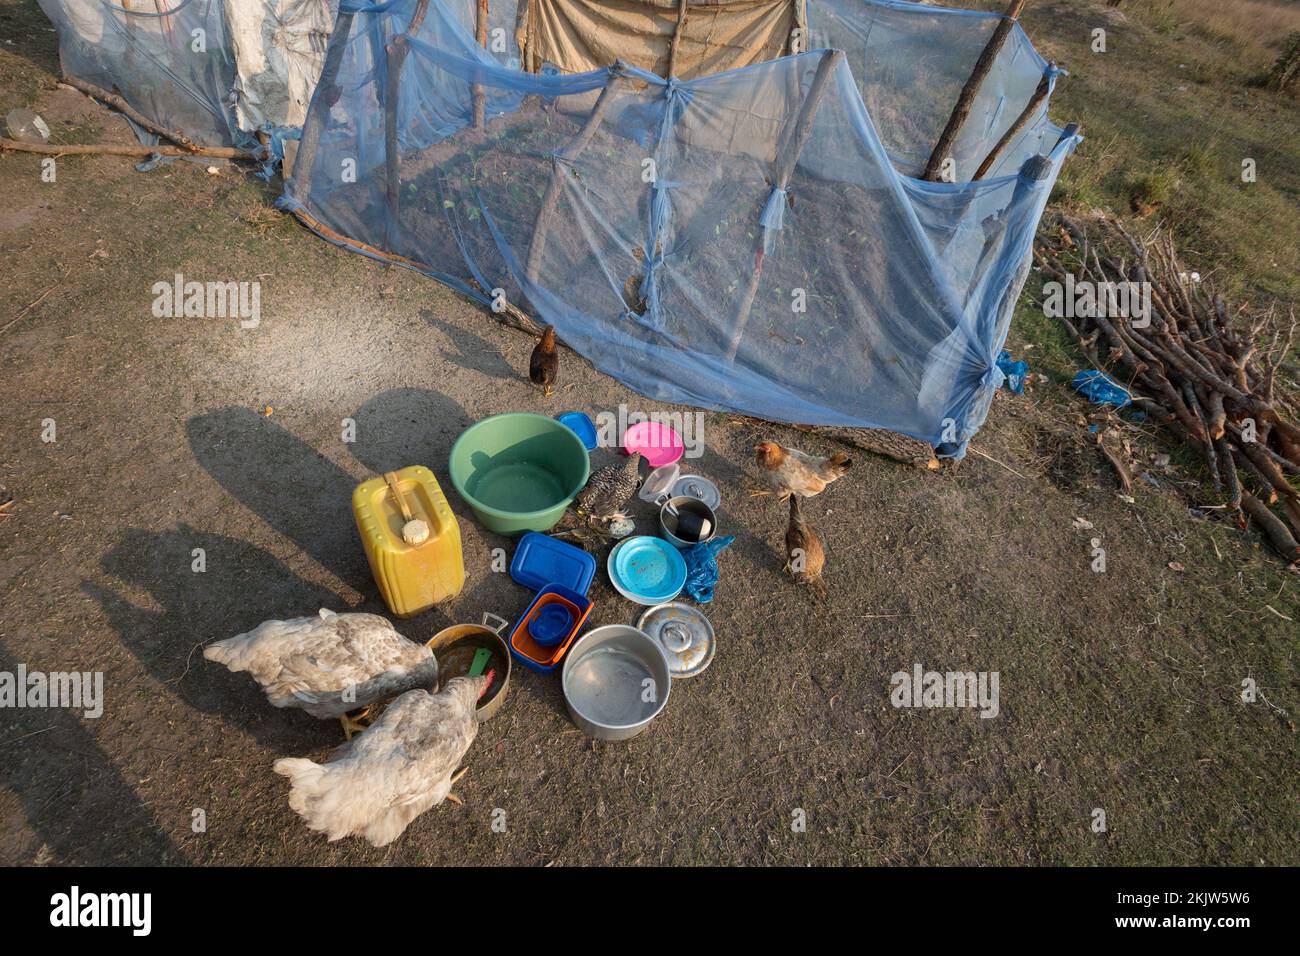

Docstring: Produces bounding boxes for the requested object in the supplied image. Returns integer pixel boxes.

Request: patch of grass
[1128,163,1180,211]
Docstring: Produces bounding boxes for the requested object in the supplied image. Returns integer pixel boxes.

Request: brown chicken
[529,324,558,397]
[754,441,852,499]
[784,495,825,585]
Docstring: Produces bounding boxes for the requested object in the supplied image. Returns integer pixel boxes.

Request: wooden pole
[972,66,1052,180]
[293,10,354,198]
[0,137,252,159]
[667,0,689,78]
[724,49,843,363]
[62,75,201,152]
[384,0,432,233]
[921,0,1027,182]
[523,71,627,287]
[474,0,490,127]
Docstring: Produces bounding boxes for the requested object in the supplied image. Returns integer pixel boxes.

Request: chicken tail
[202,618,298,672]
[273,756,433,848]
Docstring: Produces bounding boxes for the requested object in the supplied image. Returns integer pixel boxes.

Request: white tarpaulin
[224,0,338,131]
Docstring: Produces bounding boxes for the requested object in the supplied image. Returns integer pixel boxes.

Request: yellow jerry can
[353,466,465,617]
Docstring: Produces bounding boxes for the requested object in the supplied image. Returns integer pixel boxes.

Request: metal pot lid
[639,462,681,503]
[670,474,721,510]
[637,602,715,678]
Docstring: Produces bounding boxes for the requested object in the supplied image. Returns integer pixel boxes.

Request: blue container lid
[528,603,574,646]
[510,531,597,596]
[556,411,598,451]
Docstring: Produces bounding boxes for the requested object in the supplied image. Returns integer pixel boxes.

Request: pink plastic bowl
[622,421,685,468]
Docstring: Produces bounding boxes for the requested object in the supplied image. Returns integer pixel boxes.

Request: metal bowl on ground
[427,613,512,721]
[657,495,718,549]
[561,625,671,741]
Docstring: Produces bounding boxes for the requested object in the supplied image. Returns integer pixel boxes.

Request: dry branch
[1040,211,1300,561]
[0,137,251,160]
[62,74,201,152]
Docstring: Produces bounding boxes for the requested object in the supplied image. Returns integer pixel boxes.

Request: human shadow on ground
[419,308,518,383]
[0,645,181,866]
[186,406,369,590]
[86,524,384,754]
[346,386,472,479]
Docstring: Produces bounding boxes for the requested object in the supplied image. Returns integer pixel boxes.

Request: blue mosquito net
[280,0,1078,455]
[37,0,244,148]
[40,0,1078,455]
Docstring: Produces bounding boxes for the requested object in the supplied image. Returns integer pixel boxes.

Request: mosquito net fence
[279,0,1078,454]
[41,0,1077,455]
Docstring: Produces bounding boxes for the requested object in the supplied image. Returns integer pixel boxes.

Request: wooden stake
[292,9,355,198]
[384,0,432,231]
[62,74,201,152]
[725,49,843,363]
[668,0,690,78]
[474,0,490,128]
[523,71,627,287]
[972,67,1052,180]
[922,0,1027,182]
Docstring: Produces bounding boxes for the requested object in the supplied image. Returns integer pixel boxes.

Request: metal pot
[561,625,671,741]
[657,494,718,549]
[428,612,512,721]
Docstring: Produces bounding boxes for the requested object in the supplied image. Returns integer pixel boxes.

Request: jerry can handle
[481,612,509,634]
[383,471,415,522]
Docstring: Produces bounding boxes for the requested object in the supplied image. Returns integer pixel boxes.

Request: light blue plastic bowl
[607,536,688,605]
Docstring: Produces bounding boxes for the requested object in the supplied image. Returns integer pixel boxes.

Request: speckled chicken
[529,324,558,397]
[784,494,825,585]
[203,609,437,722]
[755,441,852,499]
[574,451,643,528]
[274,674,492,846]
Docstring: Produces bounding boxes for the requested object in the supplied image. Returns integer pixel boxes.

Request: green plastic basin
[449,413,591,536]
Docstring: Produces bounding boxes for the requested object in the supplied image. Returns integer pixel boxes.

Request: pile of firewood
[1036,211,1300,563]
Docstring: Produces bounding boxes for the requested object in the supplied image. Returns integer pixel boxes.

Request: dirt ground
[0,1,1297,866]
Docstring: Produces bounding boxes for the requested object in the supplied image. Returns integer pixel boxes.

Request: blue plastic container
[529,603,574,646]
[556,411,599,451]
[510,583,593,673]
[510,531,597,595]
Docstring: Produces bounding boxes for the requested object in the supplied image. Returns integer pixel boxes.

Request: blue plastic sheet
[38,0,246,149]
[997,350,1028,395]
[682,535,735,604]
[1072,370,1132,410]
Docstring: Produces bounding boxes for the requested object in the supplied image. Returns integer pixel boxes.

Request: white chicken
[273,673,492,847]
[203,609,438,735]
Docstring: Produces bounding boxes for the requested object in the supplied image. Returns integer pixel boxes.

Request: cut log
[790,423,941,470]
[1241,494,1300,562]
